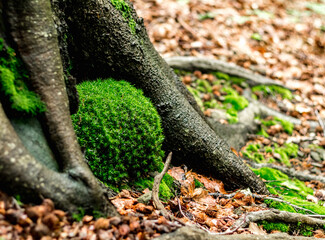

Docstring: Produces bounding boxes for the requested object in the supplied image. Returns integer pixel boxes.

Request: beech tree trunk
[0,0,117,215]
[0,0,268,215]
[59,0,269,193]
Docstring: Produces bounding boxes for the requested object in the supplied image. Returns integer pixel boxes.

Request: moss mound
[0,38,44,115]
[72,79,165,188]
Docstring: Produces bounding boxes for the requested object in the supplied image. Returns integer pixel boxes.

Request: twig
[252,194,318,215]
[232,210,325,228]
[315,109,325,136]
[305,215,325,219]
[177,17,198,40]
[209,192,320,215]
[212,214,247,235]
[152,152,174,220]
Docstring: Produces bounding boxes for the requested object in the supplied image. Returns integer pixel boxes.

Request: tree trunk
[59,0,269,194]
[0,0,117,215]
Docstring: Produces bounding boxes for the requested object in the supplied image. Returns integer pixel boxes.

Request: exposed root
[241,89,321,129]
[152,152,175,220]
[164,56,290,89]
[248,161,325,184]
[232,210,325,229]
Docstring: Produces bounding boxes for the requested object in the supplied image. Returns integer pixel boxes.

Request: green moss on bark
[0,38,45,115]
[110,0,136,34]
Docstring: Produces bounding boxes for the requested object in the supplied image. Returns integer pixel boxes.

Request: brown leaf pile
[131,0,325,120]
[0,191,181,240]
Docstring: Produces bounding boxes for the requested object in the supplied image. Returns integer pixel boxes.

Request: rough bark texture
[0,103,116,215]
[59,0,268,194]
[1,0,117,215]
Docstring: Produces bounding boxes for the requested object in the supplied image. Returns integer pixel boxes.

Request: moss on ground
[0,38,45,115]
[72,79,165,189]
[252,85,293,100]
[252,167,325,235]
[221,87,249,123]
[111,0,136,34]
[133,173,174,201]
[257,116,294,135]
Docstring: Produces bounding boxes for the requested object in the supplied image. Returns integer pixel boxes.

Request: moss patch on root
[0,38,45,115]
[252,85,293,100]
[111,0,136,34]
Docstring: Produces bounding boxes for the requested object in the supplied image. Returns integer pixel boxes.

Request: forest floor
[1,0,325,239]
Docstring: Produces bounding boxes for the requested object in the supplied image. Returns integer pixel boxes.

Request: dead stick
[232,210,325,228]
[315,109,325,136]
[152,152,174,220]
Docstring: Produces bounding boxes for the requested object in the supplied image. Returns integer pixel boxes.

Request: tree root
[164,56,322,130]
[241,89,321,129]
[232,210,325,229]
[152,152,175,220]
[248,161,325,184]
[164,56,290,89]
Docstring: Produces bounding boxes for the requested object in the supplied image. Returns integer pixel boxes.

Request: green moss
[257,127,269,137]
[72,79,165,187]
[194,178,204,188]
[134,174,174,201]
[259,116,294,134]
[273,143,298,166]
[252,167,288,181]
[252,85,293,100]
[252,168,325,216]
[274,117,294,134]
[243,143,268,163]
[0,38,45,115]
[258,220,317,237]
[221,87,249,123]
[259,221,289,232]
[197,79,212,93]
[110,0,136,34]
[214,71,230,80]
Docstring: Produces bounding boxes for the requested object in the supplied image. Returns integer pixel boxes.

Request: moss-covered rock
[72,79,165,188]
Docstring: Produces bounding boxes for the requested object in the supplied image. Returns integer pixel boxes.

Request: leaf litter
[2,0,325,238]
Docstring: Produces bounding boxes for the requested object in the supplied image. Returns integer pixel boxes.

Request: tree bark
[1,0,117,215]
[60,0,269,194]
[0,102,116,215]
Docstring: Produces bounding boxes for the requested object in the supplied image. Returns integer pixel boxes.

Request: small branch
[152,152,174,220]
[232,210,325,229]
[248,161,325,184]
[315,109,325,136]
[177,17,198,40]
[210,214,247,235]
